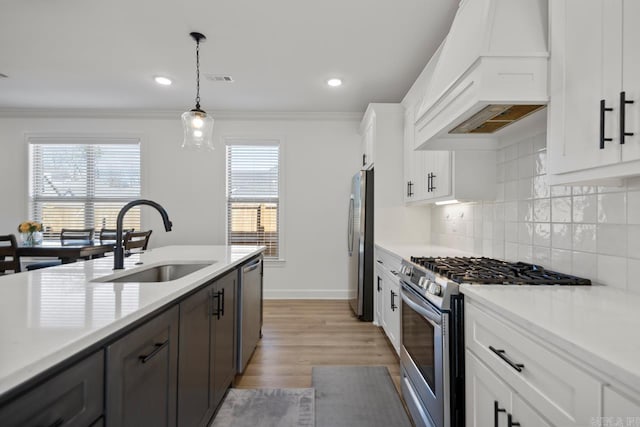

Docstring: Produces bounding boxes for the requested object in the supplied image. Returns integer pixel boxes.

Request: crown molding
[0,108,363,121]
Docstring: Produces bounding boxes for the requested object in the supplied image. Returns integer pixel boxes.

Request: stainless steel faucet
[113,199,173,270]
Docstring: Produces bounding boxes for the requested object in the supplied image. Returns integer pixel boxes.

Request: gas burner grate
[409,256,591,286]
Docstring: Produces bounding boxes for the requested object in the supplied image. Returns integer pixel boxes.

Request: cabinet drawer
[0,351,104,427]
[465,301,600,426]
[375,247,402,275]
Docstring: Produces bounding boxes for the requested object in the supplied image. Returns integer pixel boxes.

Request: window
[28,136,141,237]
[226,140,281,259]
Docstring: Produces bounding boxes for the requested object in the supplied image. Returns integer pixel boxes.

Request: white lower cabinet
[466,351,552,427]
[374,246,401,354]
[375,264,385,329]
[381,271,400,354]
[465,298,610,427]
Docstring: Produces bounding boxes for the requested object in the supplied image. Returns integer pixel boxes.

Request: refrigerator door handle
[347,196,354,254]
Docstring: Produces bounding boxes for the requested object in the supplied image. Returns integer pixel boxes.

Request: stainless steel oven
[399,261,464,427]
[401,283,448,427]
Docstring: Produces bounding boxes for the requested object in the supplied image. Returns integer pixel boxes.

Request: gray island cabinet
[177,269,236,427]
[0,247,264,427]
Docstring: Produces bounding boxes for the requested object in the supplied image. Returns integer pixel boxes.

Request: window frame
[224,136,285,263]
[26,133,143,238]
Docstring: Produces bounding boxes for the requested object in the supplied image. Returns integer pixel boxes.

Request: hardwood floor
[234,300,401,390]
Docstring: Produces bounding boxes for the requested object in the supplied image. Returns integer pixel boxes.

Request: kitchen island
[0,244,265,426]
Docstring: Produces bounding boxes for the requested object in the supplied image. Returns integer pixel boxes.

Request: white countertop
[461,284,640,394]
[374,242,476,259]
[0,245,264,399]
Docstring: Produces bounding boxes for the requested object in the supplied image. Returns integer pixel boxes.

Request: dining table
[16,240,115,264]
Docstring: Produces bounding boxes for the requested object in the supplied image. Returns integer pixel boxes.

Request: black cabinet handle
[430,173,436,192]
[407,181,414,197]
[220,288,225,317]
[489,346,525,372]
[620,91,635,145]
[494,401,506,427]
[362,153,367,167]
[427,173,432,192]
[211,290,221,318]
[508,414,521,427]
[139,340,169,364]
[376,259,383,264]
[600,99,614,149]
[390,290,397,311]
[377,276,382,292]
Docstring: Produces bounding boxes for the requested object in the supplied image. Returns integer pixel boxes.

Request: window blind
[29,139,141,237]
[226,143,280,258]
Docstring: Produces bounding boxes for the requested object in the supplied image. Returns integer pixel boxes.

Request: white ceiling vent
[204,74,234,83]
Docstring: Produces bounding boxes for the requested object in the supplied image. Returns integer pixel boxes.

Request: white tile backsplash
[533,198,550,222]
[572,224,596,253]
[553,224,573,250]
[598,193,627,224]
[572,195,597,223]
[551,197,572,223]
[628,191,640,224]
[430,130,640,292]
[597,225,627,257]
[628,225,640,260]
[533,223,551,247]
[597,255,627,289]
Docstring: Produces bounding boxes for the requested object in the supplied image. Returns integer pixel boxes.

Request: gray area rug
[210,388,315,427]
[312,366,412,427]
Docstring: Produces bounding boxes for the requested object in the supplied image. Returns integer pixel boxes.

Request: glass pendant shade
[181,110,214,150]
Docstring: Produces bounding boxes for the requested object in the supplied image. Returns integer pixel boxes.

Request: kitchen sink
[94,262,214,283]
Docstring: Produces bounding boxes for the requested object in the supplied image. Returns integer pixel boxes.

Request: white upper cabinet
[621,0,640,163]
[403,106,427,202]
[548,0,640,184]
[403,72,496,205]
[403,143,496,205]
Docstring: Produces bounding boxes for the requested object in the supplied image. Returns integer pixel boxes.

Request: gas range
[399,256,591,311]
[398,256,592,427]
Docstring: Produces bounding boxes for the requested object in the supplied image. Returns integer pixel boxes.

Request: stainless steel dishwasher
[237,255,263,373]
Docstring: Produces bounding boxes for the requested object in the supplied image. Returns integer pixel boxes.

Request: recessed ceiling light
[154,76,172,86]
[327,78,342,87]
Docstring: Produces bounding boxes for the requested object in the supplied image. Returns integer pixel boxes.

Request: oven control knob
[418,277,428,289]
[428,282,442,296]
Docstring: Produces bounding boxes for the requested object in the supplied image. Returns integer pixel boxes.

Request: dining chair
[99,228,133,244]
[0,234,21,274]
[61,228,95,244]
[27,228,96,271]
[124,230,153,253]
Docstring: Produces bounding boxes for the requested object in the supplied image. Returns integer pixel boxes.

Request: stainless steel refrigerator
[347,169,374,321]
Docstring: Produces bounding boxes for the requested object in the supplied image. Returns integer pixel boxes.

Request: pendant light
[182,32,214,150]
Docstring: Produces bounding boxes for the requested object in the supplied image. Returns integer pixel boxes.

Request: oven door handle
[401,286,442,325]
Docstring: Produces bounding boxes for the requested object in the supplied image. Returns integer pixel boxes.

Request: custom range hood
[415,0,549,150]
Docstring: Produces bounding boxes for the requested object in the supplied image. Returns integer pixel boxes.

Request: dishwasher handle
[243,258,262,273]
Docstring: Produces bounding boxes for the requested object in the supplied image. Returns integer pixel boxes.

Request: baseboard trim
[264,289,350,299]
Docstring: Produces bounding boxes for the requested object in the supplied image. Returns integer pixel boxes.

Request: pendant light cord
[195,38,201,110]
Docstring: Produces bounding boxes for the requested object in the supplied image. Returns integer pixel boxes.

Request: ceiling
[0,0,457,113]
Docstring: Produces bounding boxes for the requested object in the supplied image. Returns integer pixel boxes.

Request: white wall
[431,123,640,293]
[0,113,361,298]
